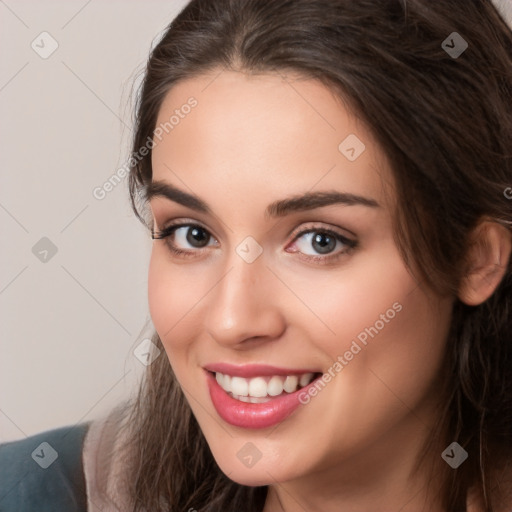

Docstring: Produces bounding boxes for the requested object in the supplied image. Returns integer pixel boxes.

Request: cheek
[281,247,415,348]
[283,244,451,412]
[147,247,206,355]
[148,249,174,336]
[361,285,452,393]
[312,263,450,440]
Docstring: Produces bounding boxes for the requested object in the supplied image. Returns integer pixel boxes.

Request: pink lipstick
[204,366,322,429]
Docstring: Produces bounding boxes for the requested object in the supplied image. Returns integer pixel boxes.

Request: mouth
[204,368,324,429]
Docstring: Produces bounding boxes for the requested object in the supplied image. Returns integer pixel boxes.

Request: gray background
[0,0,189,442]
[1,0,511,443]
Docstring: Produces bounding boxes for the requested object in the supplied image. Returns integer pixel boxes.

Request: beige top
[82,405,136,512]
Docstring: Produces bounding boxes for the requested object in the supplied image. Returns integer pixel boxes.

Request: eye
[287,226,357,263]
[152,220,357,263]
[152,222,218,257]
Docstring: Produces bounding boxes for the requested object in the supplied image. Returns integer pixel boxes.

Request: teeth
[283,375,299,393]
[267,375,285,396]
[214,371,316,400]
[215,371,232,393]
[299,373,313,387]
[248,377,267,397]
[231,376,249,396]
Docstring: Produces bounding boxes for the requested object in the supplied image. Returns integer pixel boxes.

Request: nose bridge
[215,246,268,318]
[203,242,285,344]
[220,235,271,299]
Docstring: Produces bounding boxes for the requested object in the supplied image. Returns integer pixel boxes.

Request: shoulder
[0,422,91,512]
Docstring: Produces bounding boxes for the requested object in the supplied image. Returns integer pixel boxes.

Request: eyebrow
[144,180,380,218]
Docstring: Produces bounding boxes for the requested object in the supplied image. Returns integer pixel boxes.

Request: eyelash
[151,221,358,265]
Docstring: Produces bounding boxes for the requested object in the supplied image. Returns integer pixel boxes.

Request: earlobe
[458,220,512,306]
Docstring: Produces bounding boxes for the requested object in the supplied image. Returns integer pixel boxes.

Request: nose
[203,250,286,348]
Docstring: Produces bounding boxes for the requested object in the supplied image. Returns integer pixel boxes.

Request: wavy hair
[119,1,512,510]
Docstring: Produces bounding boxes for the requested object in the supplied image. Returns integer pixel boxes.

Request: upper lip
[203,362,321,378]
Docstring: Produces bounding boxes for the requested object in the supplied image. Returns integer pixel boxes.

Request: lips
[204,365,323,429]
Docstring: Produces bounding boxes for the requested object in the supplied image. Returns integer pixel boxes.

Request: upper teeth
[215,372,316,398]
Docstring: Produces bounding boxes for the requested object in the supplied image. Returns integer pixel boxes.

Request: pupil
[312,232,335,254]
[187,227,209,247]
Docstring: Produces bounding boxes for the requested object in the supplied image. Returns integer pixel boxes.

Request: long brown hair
[119,1,512,510]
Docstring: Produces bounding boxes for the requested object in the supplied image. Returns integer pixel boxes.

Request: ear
[458,220,512,306]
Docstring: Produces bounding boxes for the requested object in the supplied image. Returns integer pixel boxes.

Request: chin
[220,466,278,487]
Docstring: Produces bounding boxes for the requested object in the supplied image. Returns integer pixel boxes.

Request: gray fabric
[0,422,91,512]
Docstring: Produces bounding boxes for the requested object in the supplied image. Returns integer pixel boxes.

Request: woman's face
[147,70,454,490]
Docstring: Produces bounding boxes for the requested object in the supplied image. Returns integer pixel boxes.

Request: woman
[1,0,511,511]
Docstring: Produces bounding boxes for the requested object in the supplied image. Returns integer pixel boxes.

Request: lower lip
[205,370,320,429]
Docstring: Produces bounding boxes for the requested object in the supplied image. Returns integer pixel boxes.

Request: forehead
[151,70,394,210]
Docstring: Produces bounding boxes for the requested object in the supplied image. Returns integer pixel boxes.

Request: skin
[147,70,456,512]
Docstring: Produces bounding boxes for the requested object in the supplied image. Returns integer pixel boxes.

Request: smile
[204,365,323,429]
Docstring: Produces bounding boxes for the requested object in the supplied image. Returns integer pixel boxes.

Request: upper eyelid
[289,223,354,241]
[151,202,359,238]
